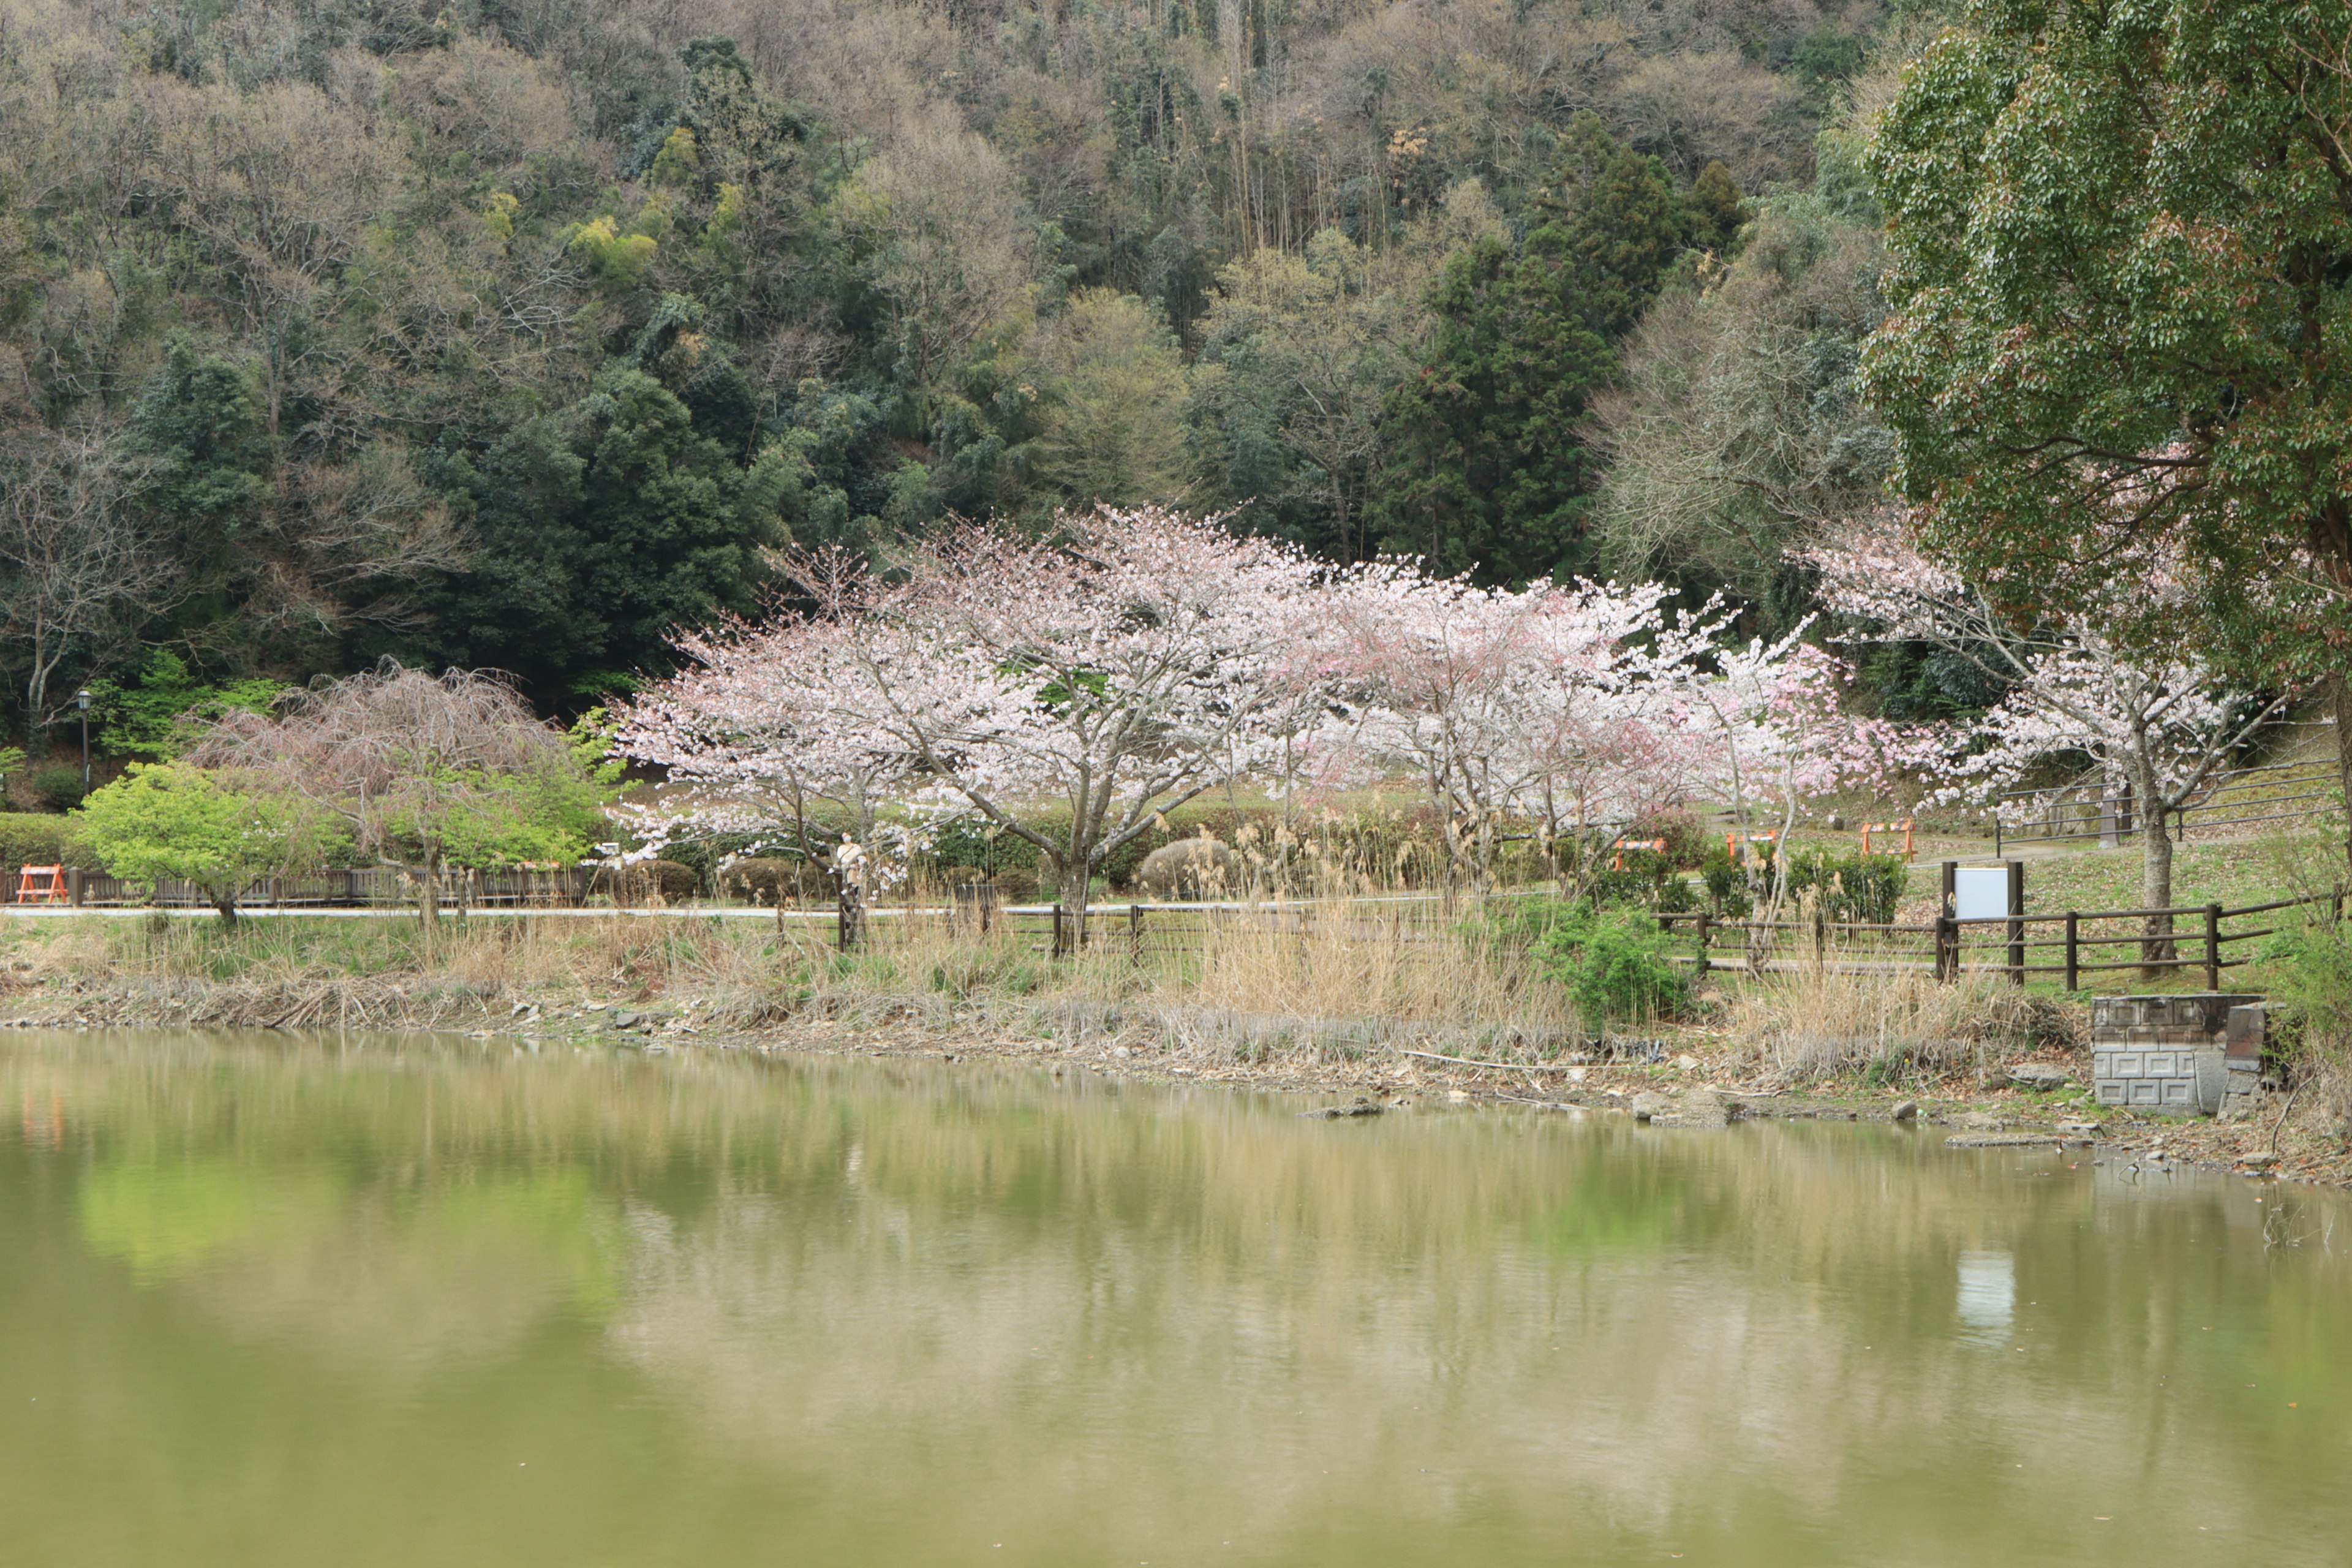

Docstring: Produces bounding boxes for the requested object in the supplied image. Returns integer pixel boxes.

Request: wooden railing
[5,865,605,909]
[1654,893,2336,988]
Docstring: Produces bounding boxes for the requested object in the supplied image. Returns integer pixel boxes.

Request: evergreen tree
[1370,118,1686,584]
[425,361,788,700]
[1370,232,1615,583]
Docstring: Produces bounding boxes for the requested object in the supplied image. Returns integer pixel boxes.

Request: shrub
[588,858,700,902]
[1780,848,1908,924]
[29,764,87,810]
[69,762,333,923]
[720,856,809,903]
[1521,900,1689,1027]
[1702,844,1754,918]
[0,811,99,871]
[1580,846,1695,913]
[1630,808,1709,869]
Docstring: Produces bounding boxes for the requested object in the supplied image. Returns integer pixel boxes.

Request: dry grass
[1719,964,2082,1085]
[3,894,1582,1061]
[6,878,2093,1085]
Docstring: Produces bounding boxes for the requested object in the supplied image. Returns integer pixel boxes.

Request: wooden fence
[9,861,2334,992]
[843,887,2338,991]
[1653,895,2331,988]
[5,865,602,910]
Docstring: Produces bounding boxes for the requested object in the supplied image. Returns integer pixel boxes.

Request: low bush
[1517,900,1688,1027]
[1701,844,1754,918]
[1578,846,1696,913]
[1630,808,1709,869]
[29,765,86,810]
[0,810,101,872]
[587,858,700,902]
[720,856,816,904]
[1780,848,1907,924]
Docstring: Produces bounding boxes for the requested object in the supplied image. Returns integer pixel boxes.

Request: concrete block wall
[2089,994,2260,1115]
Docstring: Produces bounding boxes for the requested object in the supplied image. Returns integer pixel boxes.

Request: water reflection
[1956,1250,2015,1343]
[1,1031,2349,1567]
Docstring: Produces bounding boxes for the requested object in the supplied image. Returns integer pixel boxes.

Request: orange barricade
[1608,836,1668,870]
[1861,820,1917,861]
[12,864,67,903]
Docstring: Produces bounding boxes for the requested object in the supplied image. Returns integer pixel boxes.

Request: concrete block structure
[2089,993,2260,1115]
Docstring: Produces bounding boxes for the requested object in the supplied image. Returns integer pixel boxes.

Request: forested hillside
[0,0,1907,771]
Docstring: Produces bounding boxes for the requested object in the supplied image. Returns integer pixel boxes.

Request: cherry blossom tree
[1302,569,1703,889]
[1668,620,1934,916]
[1803,511,2293,951]
[614,559,930,900]
[617,506,1324,937]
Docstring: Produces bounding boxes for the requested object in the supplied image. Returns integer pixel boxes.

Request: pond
[2,1031,2349,1566]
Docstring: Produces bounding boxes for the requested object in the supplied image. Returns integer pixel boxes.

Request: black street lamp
[75,688,91,795]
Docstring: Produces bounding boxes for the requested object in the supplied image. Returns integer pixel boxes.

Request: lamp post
[75,688,91,796]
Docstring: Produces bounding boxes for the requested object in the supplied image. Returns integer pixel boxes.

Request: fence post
[1129,903,1142,965]
[1052,903,1066,959]
[837,886,862,952]
[1812,906,1825,967]
[2204,903,2222,992]
[1695,911,1711,976]
[2006,859,2026,986]
[2064,911,2079,993]
[67,867,83,908]
[1934,914,1958,982]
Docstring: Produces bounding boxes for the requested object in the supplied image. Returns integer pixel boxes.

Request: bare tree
[187,662,597,927]
[0,423,176,725]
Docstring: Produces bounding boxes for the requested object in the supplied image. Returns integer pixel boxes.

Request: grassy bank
[7,899,2348,1183]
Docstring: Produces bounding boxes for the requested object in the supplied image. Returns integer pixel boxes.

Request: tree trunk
[212,890,238,927]
[2135,761,2176,978]
[1058,859,1091,951]
[2335,676,2352,875]
[415,853,441,930]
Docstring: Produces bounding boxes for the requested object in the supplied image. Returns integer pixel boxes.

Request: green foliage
[0,810,98,870]
[1779,848,1907,925]
[1861,0,2352,680]
[1370,115,1705,584]
[89,649,282,761]
[1370,227,1615,582]
[2258,921,2352,1067]
[1701,845,1754,918]
[1518,900,1690,1027]
[1027,289,1191,511]
[395,767,611,872]
[1630,809,1709,870]
[29,765,87,810]
[1578,849,1696,914]
[127,334,269,540]
[70,763,335,918]
[425,361,788,697]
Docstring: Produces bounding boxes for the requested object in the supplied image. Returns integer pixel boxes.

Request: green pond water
[4,1032,2351,1567]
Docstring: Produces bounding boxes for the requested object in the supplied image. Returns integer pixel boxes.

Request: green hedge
[0,811,100,872]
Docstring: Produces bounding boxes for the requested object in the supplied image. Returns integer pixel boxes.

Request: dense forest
[0,0,1924,789]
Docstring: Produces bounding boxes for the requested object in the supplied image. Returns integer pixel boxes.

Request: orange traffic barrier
[12,864,67,903]
[1608,836,1668,870]
[1861,820,1917,861]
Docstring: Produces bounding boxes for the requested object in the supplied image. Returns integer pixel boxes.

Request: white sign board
[1953,866,2012,921]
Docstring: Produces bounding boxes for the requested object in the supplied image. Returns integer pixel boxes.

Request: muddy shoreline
[9,981,2342,1190]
